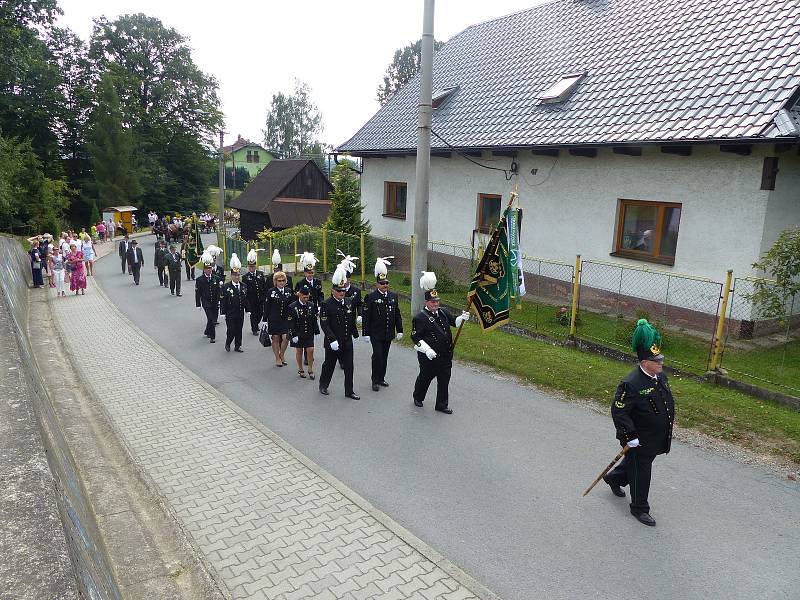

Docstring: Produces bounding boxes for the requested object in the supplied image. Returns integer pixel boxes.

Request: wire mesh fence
[720,277,800,395]
[517,256,575,338]
[577,260,723,373]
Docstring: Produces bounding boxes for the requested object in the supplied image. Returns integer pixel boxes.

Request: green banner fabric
[186,217,204,267]
[467,207,514,332]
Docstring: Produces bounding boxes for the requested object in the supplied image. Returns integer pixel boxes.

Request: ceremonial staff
[451,185,519,351]
[582,445,630,497]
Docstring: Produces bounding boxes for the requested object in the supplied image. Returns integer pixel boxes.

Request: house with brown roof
[337,0,800,317]
[228,159,333,240]
[223,135,276,179]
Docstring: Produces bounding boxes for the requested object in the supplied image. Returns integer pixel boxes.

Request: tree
[747,227,800,320]
[88,74,141,207]
[263,80,324,158]
[326,162,370,236]
[376,39,445,106]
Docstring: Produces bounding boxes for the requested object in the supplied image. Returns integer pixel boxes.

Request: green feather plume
[631,318,661,353]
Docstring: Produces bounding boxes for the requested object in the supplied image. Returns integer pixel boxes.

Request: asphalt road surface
[95,234,799,600]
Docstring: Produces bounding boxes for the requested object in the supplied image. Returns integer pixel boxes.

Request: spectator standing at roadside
[68,243,86,295]
[82,233,96,276]
[29,240,44,288]
[49,246,66,297]
[97,221,106,243]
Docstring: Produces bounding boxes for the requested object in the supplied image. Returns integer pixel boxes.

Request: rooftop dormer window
[539,73,585,104]
[432,86,458,109]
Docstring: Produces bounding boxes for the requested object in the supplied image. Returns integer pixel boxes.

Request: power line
[430,129,517,181]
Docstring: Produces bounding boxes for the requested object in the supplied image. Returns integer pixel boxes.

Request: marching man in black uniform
[294,251,323,306]
[363,257,403,392]
[166,244,183,296]
[288,284,320,380]
[318,262,360,400]
[335,251,362,371]
[411,271,470,414]
[604,319,675,527]
[219,253,248,352]
[195,250,221,343]
[268,250,292,290]
[207,244,224,281]
[242,249,267,335]
[154,239,169,287]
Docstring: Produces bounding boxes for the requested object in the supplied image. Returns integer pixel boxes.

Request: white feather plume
[420,271,437,291]
[247,249,257,263]
[230,253,241,270]
[332,264,348,287]
[374,256,393,278]
[272,249,281,265]
[207,244,222,258]
[336,249,358,273]
[200,250,213,265]
[296,251,318,268]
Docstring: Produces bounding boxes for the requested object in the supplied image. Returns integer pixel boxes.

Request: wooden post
[293,234,298,273]
[709,269,734,371]
[569,255,582,337]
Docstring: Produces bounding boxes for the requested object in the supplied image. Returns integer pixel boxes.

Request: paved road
[95,235,799,600]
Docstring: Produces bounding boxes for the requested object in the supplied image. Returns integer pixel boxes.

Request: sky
[56,0,547,150]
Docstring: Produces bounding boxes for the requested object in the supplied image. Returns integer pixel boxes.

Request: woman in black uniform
[263,270,295,367]
[288,284,319,379]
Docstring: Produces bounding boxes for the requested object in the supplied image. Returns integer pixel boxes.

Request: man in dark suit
[166,244,183,296]
[195,260,221,343]
[154,240,168,287]
[118,234,131,274]
[125,239,144,285]
[242,251,267,335]
[362,271,403,391]
[318,273,360,400]
[219,266,248,352]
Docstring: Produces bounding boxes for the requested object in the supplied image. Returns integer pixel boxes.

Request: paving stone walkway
[50,258,488,598]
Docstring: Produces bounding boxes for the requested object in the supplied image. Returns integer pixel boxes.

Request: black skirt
[268,320,289,335]
[290,334,315,349]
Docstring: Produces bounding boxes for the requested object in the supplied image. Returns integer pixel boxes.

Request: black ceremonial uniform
[263,286,295,335]
[338,283,362,369]
[318,296,359,396]
[195,272,221,341]
[411,307,456,411]
[606,367,675,515]
[154,245,168,287]
[219,280,248,351]
[242,269,268,334]
[288,299,319,348]
[214,263,224,281]
[166,250,183,295]
[294,276,323,307]
[363,288,403,386]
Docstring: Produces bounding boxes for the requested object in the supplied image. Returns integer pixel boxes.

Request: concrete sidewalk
[50,253,491,598]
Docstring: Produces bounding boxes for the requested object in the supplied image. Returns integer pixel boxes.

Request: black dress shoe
[171,291,174,295]
[234,347,243,353]
[413,399,423,407]
[372,384,379,392]
[252,330,258,336]
[225,344,230,352]
[210,339,215,343]
[435,407,453,414]
[603,476,626,498]
[176,294,182,297]
[632,511,656,526]
[346,393,361,400]
[319,387,329,395]
[379,381,389,387]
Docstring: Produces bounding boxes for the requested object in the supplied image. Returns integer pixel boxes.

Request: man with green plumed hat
[603,318,675,527]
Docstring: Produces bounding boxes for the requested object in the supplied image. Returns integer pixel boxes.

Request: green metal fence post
[293,234,298,273]
[569,255,582,337]
[709,269,734,371]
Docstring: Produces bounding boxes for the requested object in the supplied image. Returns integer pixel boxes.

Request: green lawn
[208,187,242,213]
[322,279,800,464]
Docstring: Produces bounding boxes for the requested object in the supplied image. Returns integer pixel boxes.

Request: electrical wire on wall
[430,129,518,181]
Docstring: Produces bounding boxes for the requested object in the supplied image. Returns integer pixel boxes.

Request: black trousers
[157,265,168,286]
[121,255,127,273]
[249,305,263,333]
[185,262,195,280]
[605,449,657,514]
[370,337,392,384]
[320,345,354,395]
[203,307,216,339]
[225,316,243,348]
[169,271,181,295]
[131,262,141,284]
[413,354,452,409]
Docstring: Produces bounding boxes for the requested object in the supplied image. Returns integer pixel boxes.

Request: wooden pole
[582,445,629,497]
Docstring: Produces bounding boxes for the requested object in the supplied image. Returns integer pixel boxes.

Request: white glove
[415,339,438,360]
[455,311,470,328]
[395,332,403,341]
[627,438,640,448]
[362,335,370,344]
[356,315,362,326]
[330,340,339,352]
[291,336,298,343]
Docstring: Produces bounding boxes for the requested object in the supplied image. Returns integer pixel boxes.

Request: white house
[337,0,800,321]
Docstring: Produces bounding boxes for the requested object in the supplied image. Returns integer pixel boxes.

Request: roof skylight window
[539,73,585,104]
[432,86,458,109]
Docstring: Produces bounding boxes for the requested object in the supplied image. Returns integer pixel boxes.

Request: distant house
[228,159,334,240]
[337,0,800,292]
[223,135,276,180]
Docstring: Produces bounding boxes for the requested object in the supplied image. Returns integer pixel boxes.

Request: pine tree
[325,162,369,236]
[88,73,141,207]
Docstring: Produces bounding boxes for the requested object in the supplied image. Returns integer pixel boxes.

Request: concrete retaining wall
[0,235,121,599]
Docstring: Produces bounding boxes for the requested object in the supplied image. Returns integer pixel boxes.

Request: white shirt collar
[639,365,658,380]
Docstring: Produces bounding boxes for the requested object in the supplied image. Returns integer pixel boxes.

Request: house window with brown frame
[246,150,253,163]
[477,194,501,233]
[384,182,407,219]
[253,150,260,163]
[614,199,682,265]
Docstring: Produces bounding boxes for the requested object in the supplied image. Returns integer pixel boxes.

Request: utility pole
[411,0,435,315]
[218,130,227,262]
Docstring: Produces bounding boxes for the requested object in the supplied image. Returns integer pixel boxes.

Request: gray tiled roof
[338,0,800,153]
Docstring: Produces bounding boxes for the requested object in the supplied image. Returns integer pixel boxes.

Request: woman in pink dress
[68,243,87,295]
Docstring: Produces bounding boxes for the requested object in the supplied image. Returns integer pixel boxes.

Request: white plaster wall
[760,151,800,257]
[361,146,780,314]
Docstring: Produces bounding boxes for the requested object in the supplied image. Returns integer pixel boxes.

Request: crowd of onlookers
[27,225,118,298]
